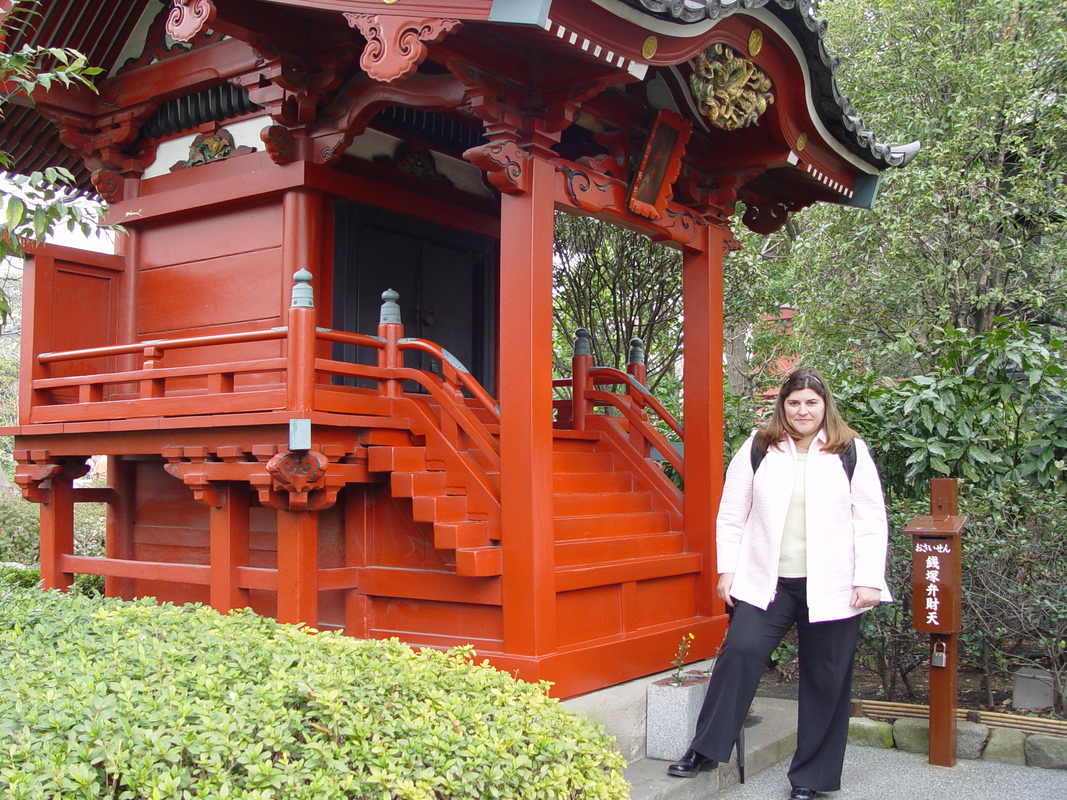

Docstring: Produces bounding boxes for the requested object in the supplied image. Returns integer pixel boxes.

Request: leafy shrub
[0,492,41,565]
[0,493,107,565]
[0,563,103,597]
[825,324,1067,713]
[0,586,628,799]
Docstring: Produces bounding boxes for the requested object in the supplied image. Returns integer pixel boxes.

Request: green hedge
[0,584,628,799]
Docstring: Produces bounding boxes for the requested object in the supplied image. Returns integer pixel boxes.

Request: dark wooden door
[333,202,497,393]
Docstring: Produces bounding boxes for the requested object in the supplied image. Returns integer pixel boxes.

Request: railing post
[571,328,592,431]
[378,289,404,398]
[626,337,649,454]
[287,269,316,414]
[626,337,647,386]
[140,345,165,398]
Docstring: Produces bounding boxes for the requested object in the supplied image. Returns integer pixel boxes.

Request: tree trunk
[724,323,751,396]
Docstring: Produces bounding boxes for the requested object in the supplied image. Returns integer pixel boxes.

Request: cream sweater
[716,431,892,622]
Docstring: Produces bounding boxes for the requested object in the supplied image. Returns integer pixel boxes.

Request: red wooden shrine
[1,0,916,697]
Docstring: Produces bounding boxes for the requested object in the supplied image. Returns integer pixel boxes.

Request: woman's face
[783,388,826,442]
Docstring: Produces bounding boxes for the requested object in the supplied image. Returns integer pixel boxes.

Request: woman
[667,368,890,800]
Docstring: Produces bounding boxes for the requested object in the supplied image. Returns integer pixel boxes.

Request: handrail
[315,329,386,351]
[560,329,684,481]
[588,366,684,441]
[37,328,287,364]
[585,389,683,475]
[398,338,500,423]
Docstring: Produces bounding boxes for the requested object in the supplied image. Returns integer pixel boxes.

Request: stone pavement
[626,701,1067,800]
[714,742,1067,800]
[566,665,1067,800]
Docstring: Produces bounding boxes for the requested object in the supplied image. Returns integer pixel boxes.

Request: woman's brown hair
[754,368,859,455]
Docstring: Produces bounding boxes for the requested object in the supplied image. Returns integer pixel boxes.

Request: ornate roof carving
[619,0,919,169]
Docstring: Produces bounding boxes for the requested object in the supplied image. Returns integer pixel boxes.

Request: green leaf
[5,195,25,231]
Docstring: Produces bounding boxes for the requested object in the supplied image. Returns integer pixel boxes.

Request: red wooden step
[553,490,652,516]
[554,510,673,540]
[367,445,426,473]
[552,433,601,453]
[553,470,632,493]
[553,450,614,473]
[411,494,469,523]
[434,520,489,550]
[390,470,447,498]
[455,546,503,576]
[555,532,685,567]
[556,552,703,592]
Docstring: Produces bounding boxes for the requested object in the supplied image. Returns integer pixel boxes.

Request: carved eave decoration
[690,44,774,132]
[618,0,919,170]
[163,444,370,512]
[344,14,463,84]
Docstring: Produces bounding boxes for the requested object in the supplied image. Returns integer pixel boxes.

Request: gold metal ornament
[796,133,808,151]
[690,44,774,131]
[642,36,658,60]
[748,29,763,57]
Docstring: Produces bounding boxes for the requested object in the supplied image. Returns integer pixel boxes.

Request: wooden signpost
[906,478,967,766]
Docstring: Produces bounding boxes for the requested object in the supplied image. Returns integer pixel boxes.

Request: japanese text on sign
[919,549,943,627]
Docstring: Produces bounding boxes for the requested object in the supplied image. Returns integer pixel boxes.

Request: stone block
[564,670,650,763]
[1012,667,1055,710]
[955,720,990,760]
[982,727,1027,766]
[1025,734,1067,770]
[848,717,894,749]
[892,717,929,754]
[645,674,709,761]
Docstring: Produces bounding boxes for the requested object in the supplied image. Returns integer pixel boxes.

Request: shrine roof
[0,0,917,195]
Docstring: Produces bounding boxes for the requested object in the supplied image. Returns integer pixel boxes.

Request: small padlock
[931,641,947,668]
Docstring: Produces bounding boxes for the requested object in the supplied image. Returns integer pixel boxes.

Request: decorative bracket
[38,101,152,202]
[166,0,218,44]
[262,450,332,511]
[742,201,797,234]
[463,141,531,194]
[13,453,90,503]
[163,444,369,512]
[345,14,462,84]
[679,166,766,223]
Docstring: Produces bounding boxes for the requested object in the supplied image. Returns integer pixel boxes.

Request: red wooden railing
[27,274,501,473]
[553,328,684,477]
[27,274,678,491]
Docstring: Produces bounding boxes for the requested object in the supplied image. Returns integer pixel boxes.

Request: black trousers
[688,577,861,792]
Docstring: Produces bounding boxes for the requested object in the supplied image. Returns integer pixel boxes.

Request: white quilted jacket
[716,431,892,623]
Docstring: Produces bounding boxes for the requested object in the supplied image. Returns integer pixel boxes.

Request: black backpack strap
[842,438,857,483]
[749,438,765,474]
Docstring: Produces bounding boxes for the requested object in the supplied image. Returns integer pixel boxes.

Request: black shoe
[789,788,826,800]
[666,748,717,778]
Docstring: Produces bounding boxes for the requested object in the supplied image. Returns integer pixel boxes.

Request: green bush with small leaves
[0,583,628,799]
[0,491,107,566]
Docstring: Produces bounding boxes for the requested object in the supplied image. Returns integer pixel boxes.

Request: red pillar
[283,188,324,413]
[276,508,319,627]
[210,483,250,612]
[105,454,136,599]
[498,154,556,656]
[40,467,76,592]
[682,223,725,618]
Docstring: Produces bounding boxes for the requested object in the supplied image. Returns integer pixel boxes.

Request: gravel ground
[718,744,1067,800]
